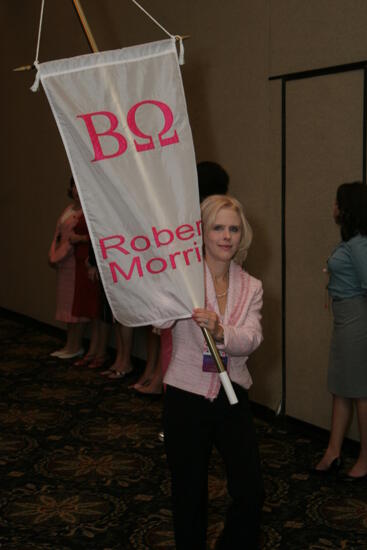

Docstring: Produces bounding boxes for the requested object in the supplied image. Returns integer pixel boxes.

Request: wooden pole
[17,0,233,402]
[70,0,236,403]
[71,0,99,53]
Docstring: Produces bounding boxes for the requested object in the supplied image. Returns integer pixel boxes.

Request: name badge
[202,349,228,373]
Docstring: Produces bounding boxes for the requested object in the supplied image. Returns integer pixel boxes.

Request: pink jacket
[163,261,263,399]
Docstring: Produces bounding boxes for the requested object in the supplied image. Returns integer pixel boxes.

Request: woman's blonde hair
[200,194,253,264]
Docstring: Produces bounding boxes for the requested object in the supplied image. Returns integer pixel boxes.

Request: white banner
[38,39,204,326]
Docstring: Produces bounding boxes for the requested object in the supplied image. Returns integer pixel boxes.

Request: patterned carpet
[0,310,366,549]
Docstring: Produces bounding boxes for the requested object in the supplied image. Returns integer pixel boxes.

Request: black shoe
[311,457,342,475]
[341,472,367,482]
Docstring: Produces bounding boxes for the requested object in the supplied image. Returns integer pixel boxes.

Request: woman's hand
[192,308,223,341]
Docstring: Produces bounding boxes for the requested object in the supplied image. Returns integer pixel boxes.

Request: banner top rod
[13,0,190,72]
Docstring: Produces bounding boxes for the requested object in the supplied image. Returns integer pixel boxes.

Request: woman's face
[204,207,242,264]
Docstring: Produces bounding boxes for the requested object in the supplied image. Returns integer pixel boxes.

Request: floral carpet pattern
[0,311,366,549]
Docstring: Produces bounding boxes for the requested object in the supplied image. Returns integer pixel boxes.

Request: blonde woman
[161,195,264,550]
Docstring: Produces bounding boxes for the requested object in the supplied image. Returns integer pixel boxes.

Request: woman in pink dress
[49,177,100,359]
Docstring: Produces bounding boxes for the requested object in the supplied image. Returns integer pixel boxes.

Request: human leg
[52,256,77,356]
[315,394,353,470]
[84,319,99,356]
[133,329,162,393]
[65,322,85,353]
[87,320,111,368]
[104,323,133,378]
[133,327,160,388]
[74,319,99,365]
[347,398,367,477]
[94,320,110,356]
[163,386,212,550]
[133,364,163,394]
[213,386,263,550]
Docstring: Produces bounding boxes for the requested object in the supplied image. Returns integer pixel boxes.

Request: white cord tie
[30,61,41,92]
[177,36,184,65]
[30,0,184,93]
[130,0,173,38]
[30,0,45,92]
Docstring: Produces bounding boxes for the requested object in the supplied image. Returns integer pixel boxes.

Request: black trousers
[163,384,264,550]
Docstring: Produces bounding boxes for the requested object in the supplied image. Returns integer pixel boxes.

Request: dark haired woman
[49,178,100,358]
[197,161,229,202]
[315,182,367,480]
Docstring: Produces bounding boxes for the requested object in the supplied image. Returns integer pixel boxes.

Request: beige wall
[285,72,363,438]
[270,0,367,75]
[2,1,367,436]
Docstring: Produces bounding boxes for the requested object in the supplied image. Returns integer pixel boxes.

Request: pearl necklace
[216,289,228,298]
[214,272,229,299]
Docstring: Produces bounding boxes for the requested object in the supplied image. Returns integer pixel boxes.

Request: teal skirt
[328,295,367,398]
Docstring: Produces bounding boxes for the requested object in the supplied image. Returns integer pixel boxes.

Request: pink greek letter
[127,100,179,152]
[77,111,128,162]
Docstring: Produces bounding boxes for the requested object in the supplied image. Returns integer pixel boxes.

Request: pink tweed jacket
[163,261,263,399]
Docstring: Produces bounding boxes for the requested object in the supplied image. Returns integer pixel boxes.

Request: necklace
[214,272,229,299]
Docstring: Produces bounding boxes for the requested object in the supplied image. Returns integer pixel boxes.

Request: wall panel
[286,71,363,436]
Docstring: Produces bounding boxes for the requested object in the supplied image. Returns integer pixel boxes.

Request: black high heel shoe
[341,471,367,482]
[312,456,342,475]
